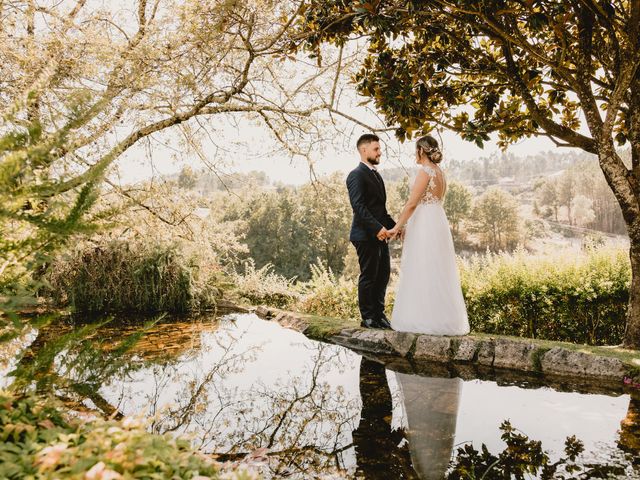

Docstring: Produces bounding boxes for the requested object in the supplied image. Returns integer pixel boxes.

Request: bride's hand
[388,226,400,240]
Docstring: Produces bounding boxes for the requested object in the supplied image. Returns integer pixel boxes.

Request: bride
[387,135,469,336]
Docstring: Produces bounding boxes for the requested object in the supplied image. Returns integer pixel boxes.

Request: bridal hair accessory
[425,146,442,163]
[416,135,443,163]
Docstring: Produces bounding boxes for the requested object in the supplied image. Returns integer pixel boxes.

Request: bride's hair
[416,135,442,164]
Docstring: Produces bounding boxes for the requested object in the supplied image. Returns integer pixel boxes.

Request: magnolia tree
[0,0,387,314]
[296,0,640,348]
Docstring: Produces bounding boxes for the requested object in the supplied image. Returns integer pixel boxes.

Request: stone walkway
[254,306,640,388]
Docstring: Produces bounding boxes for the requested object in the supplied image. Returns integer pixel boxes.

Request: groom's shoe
[360,318,377,329]
[376,317,392,330]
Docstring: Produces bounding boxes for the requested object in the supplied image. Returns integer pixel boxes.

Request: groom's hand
[376,227,389,241]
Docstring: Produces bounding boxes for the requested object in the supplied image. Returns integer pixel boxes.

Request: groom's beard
[367,156,381,165]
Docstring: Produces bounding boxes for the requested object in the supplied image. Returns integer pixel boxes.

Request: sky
[112,115,572,187]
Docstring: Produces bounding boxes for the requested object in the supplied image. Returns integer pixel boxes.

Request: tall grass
[230,260,299,308]
[47,240,222,314]
[297,262,360,320]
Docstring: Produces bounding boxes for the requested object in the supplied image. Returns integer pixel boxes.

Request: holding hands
[377,226,405,242]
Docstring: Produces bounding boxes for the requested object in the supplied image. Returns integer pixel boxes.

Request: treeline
[215,174,408,280]
[216,176,526,277]
[448,150,588,184]
[172,166,271,193]
[379,149,589,185]
[93,149,627,286]
[533,159,626,235]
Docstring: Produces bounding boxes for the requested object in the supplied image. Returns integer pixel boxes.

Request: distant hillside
[379,149,596,185]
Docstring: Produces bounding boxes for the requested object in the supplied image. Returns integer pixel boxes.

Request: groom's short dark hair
[356,133,380,149]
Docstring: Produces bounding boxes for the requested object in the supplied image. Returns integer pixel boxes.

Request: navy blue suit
[346,163,396,324]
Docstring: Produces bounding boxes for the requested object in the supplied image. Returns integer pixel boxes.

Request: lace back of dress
[420,165,445,204]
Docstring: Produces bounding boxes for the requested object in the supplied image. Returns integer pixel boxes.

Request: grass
[296,312,359,340]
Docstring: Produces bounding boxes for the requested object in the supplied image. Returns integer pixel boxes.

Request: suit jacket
[346,162,396,242]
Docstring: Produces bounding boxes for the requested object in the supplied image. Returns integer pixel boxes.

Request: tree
[298,175,353,276]
[537,179,561,222]
[443,181,473,236]
[227,174,352,280]
[177,166,198,190]
[572,194,597,227]
[469,187,521,252]
[558,170,578,225]
[1,0,384,319]
[297,1,640,348]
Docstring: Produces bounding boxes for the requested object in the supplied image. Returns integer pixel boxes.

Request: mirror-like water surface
[6,313,640,478]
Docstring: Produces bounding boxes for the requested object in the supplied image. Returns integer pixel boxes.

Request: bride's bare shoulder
[421,164,437,176]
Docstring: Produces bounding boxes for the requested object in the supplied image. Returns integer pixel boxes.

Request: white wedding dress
[391,164,470,335]
[394,374,463,479]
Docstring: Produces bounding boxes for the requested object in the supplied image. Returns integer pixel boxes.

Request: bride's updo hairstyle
[416,135,443,164]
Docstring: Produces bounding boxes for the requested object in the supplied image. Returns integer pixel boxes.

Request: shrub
[47,240,222,314]
[296,262,360,320]
[293,248,630,346]
[0,391,231,480]
[230,260,299,308]
[460,247,630,345]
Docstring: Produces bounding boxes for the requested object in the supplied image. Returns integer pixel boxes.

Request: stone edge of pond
[252,306,640,388]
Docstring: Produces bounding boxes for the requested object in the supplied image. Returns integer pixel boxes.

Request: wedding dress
[394,373,463,479]
[391,164,470,335]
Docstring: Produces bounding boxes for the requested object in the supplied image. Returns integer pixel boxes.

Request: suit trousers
[352,240,390,323]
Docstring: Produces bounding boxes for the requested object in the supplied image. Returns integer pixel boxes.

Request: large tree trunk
[596,145,640,349]
[625,235,640,349]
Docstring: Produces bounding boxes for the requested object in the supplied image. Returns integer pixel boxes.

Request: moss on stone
[531,347,551,372]
[296,313,359,340]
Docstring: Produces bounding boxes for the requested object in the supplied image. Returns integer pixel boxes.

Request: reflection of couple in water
[352,358,462,479]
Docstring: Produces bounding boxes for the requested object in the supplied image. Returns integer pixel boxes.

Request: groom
[346,134,396,329]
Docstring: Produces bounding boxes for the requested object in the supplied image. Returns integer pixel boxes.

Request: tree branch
[502,45,598,153]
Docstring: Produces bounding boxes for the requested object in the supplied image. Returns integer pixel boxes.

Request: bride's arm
[389,170,430,236]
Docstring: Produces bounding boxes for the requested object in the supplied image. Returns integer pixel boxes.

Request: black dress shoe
[376,317,392,330]
[360,318,377,328]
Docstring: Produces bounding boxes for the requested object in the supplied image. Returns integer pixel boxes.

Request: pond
[4,312,640,479]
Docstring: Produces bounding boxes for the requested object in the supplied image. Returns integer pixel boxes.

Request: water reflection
[394,373,462,479]
[100,315,361,478]
[4,312,639,478]
[620,395,640,465]
[353,358,416,479]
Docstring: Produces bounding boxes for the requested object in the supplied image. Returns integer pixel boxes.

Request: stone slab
[453,337,479,362]
[384,331,416,357]
[476,340,495,366]
[540,347,627,380]
[493,338,538,372]
[413,335,452,363]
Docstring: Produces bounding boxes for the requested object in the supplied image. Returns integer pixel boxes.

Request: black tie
[372,169,383,186]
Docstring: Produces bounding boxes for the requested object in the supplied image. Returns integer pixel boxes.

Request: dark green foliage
[224,176,352,280]
[447,421,628,479]
[0,391,221,479]
[296,0,628,151]
[47,240,222,314]
[461,249,630,345]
